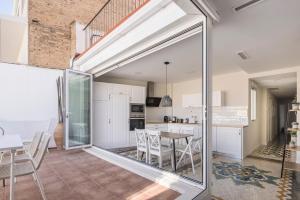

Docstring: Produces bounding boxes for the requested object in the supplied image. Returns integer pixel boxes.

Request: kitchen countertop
[146,122,248,128]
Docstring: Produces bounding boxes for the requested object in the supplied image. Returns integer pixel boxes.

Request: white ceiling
[103,34,203,83]
[253,73,297,98]
[211,0,300,74]
[102,0,300,83]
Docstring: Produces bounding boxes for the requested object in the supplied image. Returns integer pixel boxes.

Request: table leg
[10,150,15,200]
[185,137,189,144]
[173,139,176,172]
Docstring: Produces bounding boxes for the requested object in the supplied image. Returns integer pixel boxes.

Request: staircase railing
[83,0,149,51]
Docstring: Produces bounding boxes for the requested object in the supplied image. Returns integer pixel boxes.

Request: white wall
[244,80,263,156]
[0,62,63,146]
[146,71,249,122]
[17,24,28,64]
[213,72,249,106]
[0,15,27,64]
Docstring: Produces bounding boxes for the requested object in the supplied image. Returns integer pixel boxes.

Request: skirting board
[85,146,205,200]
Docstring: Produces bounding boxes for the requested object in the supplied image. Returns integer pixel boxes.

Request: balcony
[83,0,149,52]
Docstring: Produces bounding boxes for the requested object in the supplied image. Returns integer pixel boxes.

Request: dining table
[0,134,23,200]
[160,132,193,172]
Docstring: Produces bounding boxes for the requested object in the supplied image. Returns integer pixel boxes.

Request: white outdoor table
[0,135,23,200]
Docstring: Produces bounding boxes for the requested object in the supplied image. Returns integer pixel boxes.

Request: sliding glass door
[64,69,93,149]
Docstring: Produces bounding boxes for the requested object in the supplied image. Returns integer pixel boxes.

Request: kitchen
[91,34,249,182]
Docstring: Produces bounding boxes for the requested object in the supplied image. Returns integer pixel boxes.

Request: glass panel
[68,71,91,148]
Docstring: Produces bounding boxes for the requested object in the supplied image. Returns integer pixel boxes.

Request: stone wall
[28,0,106,69]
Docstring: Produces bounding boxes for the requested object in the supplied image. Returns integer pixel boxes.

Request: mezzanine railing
[83,0,149,51]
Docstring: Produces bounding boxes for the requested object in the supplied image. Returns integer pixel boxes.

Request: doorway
[250,72,297,161]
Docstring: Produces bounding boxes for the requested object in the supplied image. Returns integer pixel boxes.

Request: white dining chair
[135,129,148,163]
[147,130,174,169]
[0,134,51,200]
[176,136,202,174]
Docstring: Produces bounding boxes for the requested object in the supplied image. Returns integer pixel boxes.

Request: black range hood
[146,82,161,107]
[146,97,161,107]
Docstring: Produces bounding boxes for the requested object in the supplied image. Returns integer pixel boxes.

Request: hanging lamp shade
[161,95,172,107]
[161,61,172,107]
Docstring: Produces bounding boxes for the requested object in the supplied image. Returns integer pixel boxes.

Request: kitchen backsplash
[213,106,248,125]
[146,106,248,125]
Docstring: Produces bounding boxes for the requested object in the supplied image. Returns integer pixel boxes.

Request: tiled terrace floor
[0,149,180,200]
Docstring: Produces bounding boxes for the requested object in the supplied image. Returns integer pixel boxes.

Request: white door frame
[64,69,93,150]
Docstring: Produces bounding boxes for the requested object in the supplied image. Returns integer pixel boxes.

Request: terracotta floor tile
[0,149,180,200]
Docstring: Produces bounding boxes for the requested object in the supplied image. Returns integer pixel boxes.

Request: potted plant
[54,76,64,150]
[290,131,297,148]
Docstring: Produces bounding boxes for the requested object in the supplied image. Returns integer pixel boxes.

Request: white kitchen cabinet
[212,127,217,151]
[168,124,181,133]
[93,82,146,149]
[129,131,136,146]
[212,91,223,107]
[216,127,242,159]
[112,84,130,96]
[93,94,129,149]
[130,86,145,104]
[94,82,110,101]
[182,91,223,107]
[146,124,168,131]
[93,100,111,148]
[182,94,202,108]
[111,93,129,148]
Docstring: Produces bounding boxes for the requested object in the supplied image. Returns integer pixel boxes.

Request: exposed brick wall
[28,0,106,69]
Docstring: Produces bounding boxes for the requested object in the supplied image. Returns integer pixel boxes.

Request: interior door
[64,69,92,149]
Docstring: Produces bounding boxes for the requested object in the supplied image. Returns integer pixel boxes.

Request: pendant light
[161,61,172,107]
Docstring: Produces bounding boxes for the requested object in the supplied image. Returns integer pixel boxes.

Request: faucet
[0,126,4,135]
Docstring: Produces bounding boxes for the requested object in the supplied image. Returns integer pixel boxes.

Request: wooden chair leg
[2,179,5,187]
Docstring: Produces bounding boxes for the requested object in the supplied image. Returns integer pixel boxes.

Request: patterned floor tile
[277,169,300,200]
[213,162,279,188]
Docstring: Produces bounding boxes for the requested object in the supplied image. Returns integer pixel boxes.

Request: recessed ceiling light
[234,0,266,12]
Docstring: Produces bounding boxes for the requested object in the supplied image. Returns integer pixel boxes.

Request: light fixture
[161,61,172,107]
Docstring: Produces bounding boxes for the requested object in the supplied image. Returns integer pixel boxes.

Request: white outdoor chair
[176,136,202,174]
[0,134,51,200]
[135,129,148,163]
[147,130,174,169]
[2,131,44,164]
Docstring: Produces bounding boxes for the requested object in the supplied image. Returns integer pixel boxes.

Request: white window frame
[251,88,257,121]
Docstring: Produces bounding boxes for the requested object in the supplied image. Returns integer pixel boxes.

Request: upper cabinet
[130,86,146,104]
[112,84,131,96]
[182,93,202,108]
[182,91,223,108]
[212,91,223,107]
[94,82,145,104]
[94,82,111,101]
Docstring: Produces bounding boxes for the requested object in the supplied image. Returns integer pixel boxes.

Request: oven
[130,118,145,131]
[130,103,145,118]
